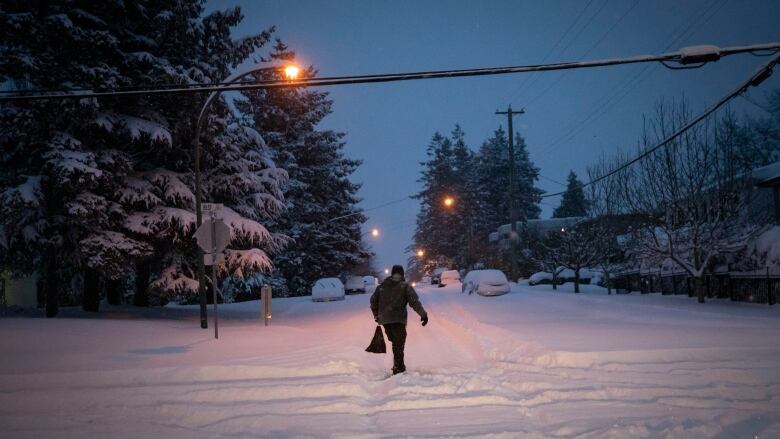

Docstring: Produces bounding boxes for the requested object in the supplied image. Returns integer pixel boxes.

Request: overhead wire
[533,0,730,160]
[523,0,641,108]
[507,0,596,102]
[541,51,780,199]
[739,92,773,113]
[329,195,414,222]
[3,42,778,102]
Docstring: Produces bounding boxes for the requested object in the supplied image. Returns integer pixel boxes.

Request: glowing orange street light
[371,228,380,237]
[384,268,390,275]
[284,65,300,80]
[443,196,454,208]
[417,249,425,257]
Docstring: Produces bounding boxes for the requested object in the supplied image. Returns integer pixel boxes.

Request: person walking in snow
[370,265,428,375]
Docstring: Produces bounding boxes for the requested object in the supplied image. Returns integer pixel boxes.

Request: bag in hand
[365,325,386,354]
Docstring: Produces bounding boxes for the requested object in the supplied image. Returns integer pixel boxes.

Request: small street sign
[202,203,223,213]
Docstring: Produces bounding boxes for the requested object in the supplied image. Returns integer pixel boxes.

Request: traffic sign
[194,219,231,253]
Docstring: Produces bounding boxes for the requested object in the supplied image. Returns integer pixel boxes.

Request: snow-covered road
[2,283,780,438]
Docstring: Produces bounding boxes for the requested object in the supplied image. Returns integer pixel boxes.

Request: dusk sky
[206,0,780,272]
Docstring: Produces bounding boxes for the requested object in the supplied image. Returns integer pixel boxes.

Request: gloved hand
[421,314,428,327]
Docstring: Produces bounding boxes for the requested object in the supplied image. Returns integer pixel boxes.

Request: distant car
[312,278,345,302]
[344,276,366,295]
[363,276,379,291]
[462,269,510,296]
[528,268,594,286]
[528,271,554,286]
[438,270,461,288]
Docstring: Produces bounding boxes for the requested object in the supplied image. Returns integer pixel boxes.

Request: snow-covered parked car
[528,271,554,285]
[344,276,366,295]
[528,268,597,286]
[430,267,447,285]
[312,278,345,302]
[462,269,510,296]
[438,270,461,288]
[363,276,379,291]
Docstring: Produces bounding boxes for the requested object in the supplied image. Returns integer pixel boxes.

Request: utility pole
[496,105,524,281]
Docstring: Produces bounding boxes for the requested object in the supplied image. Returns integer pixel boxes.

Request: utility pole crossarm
[495,107,525,116]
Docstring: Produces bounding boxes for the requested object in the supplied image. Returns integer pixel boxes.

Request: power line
[342,42,774,223]
[3,43,778,102]
[538,174,567,187]
[329,195,414,222]
[533,0,730,159]
[541,51,780,199]
[508,0,596,101]
[739,92,773,113]
[523,0,641,108]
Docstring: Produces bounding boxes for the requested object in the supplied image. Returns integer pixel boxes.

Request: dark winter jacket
[370,275,427,325]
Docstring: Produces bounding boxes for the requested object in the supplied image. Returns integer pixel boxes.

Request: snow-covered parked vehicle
[311,278,345,302]
[363,276,379,291]
[528,271,553,286]
[438,270,461,288]
[344,276,366,295]
[528,268,597,286]
[462,270,510,296]
[430,267,447,285]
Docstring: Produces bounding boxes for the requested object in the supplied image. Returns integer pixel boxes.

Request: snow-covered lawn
[2,283,780,438]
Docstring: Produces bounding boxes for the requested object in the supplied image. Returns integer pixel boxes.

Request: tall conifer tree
[552,171,588,218]
[237,41,369,294]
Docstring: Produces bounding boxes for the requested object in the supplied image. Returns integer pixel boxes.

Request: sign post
[261,285,272,326]
[194,203,230,339]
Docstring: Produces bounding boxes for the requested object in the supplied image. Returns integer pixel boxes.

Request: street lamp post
[193,64,298,329]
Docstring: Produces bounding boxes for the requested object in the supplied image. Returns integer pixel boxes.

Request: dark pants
[383,323,407,370]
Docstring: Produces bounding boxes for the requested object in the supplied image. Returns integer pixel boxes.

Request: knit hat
[391,265,404,277]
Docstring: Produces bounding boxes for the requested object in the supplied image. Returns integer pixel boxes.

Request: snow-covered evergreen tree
[411,131,460,270]
[471,127,543,272]
[237,41,369,294]
[0,1,285,311]
[552,171,588,218]
[474,127,542,233]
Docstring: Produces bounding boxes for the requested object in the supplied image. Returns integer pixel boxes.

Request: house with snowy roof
[751,161,780,224]
[488,216,585,249]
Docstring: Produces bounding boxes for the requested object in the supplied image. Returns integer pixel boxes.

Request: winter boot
[392,353,406,374]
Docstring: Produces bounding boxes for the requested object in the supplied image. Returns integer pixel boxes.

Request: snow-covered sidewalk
[2,283,780,438]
